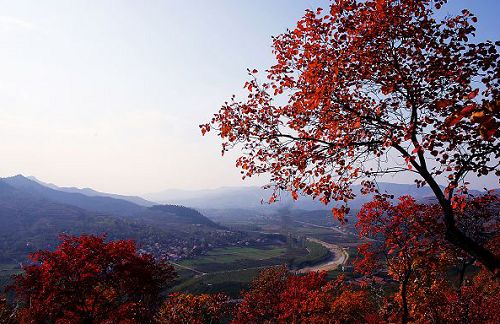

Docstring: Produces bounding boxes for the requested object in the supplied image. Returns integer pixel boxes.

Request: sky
[0,1,498,195]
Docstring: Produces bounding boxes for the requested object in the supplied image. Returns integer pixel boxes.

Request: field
[169,235,335,297]
[172,207,368,297]
[171,268,262,297]
[179,246,287,267]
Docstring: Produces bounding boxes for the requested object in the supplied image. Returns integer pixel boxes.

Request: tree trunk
[421,173,499,273]
[400,273,410,324]
[443,210,499,273]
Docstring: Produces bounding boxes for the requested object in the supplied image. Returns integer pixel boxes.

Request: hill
[3,175,144,217]
[0,180,139,263]
[2,176,219,227]
[27,176,155,207]
[0,176,225,264]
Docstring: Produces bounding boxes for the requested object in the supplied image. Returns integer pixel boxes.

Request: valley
[167,214,360,297]
[0,175,445,298]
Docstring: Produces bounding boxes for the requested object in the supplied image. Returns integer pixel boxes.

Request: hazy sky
[0,1,498,195]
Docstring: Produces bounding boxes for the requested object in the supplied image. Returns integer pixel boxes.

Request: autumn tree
[202,0,499,271]
[10,234,176,324]
[277,272,379,323]
[356,196,452,323]
[156,292,230,324]
[233,265,289,323]
[0,296,15,324]
[233,267,379,323]
[356,195,499,323]
[453,192,500,284]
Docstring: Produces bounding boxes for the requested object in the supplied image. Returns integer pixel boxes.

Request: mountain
[3,175,146,217]
[1,175,219,226]
[138,205,220,228]
[27,176,155,207]
[145,182,453,211]
[0,177,224,263]
[0,180,139,263]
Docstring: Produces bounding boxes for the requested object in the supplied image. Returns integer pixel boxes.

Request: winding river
[297,237,349,273]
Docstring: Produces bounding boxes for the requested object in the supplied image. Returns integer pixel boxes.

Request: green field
[179,246,287,266]
[169,215,361,298]
[171,268,263,297]
[290,240,331,269]
[170,239,333,297]
[176,245,291,274]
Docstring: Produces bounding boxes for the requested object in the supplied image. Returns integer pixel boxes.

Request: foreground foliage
[10,235,176,323]
[156,293,230,324]
[355,195,499,323]
[234,267,379,324]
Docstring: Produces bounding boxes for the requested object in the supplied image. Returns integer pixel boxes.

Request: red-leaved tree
[10,234,176,323]
[233,267,379,324]
[202,0,499,271]
[156,292,230,324]
[233,265,290,323]
[356,195,499,323]
[0,296,14,324]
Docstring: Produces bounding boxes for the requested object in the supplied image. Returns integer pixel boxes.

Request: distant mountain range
[145,183,487,211]
[27,176,155,207]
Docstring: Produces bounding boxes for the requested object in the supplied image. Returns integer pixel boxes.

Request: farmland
[168,211,362,297]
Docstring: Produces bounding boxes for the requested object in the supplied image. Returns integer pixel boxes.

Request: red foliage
[233,265,289,323]
[156,293,230,324]
[10,234,176,323]
[233,267,379,324]
[0,296,15,324]
[202,0,499,270]
[356,195,499,323]
[277,271,332,323]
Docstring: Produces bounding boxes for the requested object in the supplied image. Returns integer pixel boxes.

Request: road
[293,220,347,235]
[171,262,206,276]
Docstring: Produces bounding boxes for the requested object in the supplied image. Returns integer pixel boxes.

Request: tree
[355,195,499,323]
[233,267,379,323]
[277,271,334,323]
[202,0,499,271]
[10,234,176,323]
[0,296,15,324]
[156,293,230,324]
[233,265,289,323]
[356,196,452,323]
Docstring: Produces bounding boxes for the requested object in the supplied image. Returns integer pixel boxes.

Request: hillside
[27,176,155,207]
[2,176,219,226]
[3,175,144,217]
[0,176,226,264]
[0,180,138,263]
[139,205,220,228]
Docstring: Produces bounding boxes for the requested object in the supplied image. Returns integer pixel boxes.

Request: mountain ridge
[0,176,224,263]
[145,182,491,211]
[1,175,219,227]
[27,176,155,207]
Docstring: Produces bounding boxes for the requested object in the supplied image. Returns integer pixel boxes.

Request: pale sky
[0,1,498,195]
